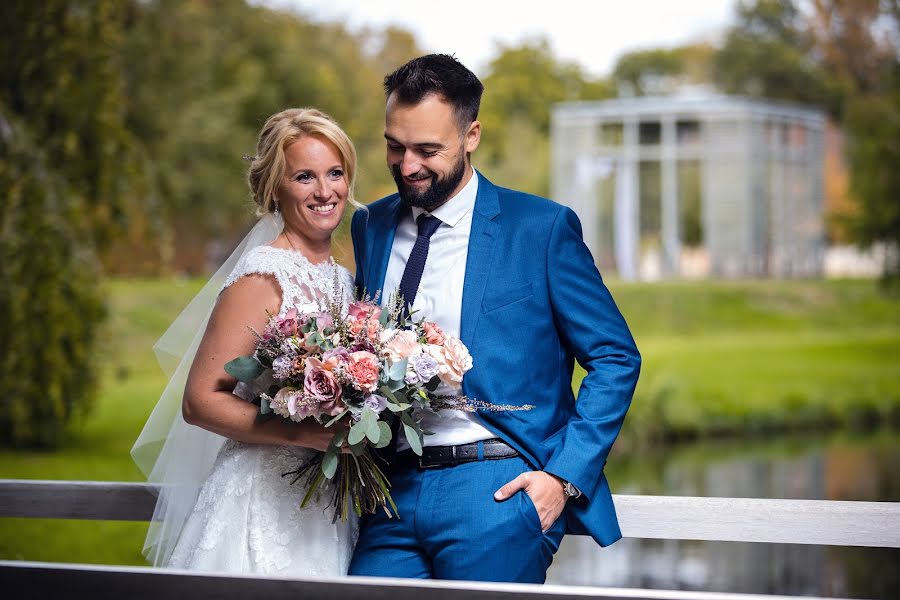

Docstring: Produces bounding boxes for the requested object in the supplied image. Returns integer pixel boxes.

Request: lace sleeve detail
[223,246,348,317]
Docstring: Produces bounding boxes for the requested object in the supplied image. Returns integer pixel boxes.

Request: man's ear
[464,120,481,153]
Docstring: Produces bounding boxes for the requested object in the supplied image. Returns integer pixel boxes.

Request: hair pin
[241,154,257,162]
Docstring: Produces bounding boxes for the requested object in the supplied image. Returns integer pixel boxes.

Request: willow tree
[0,0,138,445]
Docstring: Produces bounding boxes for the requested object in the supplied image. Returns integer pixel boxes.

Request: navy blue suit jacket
[350,172,640,546]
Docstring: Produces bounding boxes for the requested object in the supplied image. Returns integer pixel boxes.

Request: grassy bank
[1,277,898,564]
[603,279,900,450]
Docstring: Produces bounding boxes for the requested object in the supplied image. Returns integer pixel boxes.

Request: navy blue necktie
[397,213,442,318]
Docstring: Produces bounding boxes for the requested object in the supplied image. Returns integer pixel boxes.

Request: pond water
[546,430,900,598]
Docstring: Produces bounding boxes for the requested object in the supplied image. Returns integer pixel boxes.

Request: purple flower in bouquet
[304,364,344,416]
[272,355,294,380]
[350,340,377,354]
[363,393,387,415]
[410,354,438,383]
[280,339,301,356]
[321,347,351,366]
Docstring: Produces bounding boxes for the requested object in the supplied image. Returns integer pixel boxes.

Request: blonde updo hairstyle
[247,108,358,217]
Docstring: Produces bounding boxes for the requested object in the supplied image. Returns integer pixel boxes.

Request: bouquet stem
[282,449,397,522]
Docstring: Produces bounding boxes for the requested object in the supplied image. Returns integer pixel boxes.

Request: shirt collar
[411,167,478,228]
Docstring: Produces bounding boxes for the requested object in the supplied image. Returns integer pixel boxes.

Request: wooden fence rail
[2,479,898,547]
[3,479,899,600]
[0,561,856,600]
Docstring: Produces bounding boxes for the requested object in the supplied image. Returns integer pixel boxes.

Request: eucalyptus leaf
[259,396,271,415]
[224,356,264,382]
[374,422,392,448]
[388,358,408,381]
[379,385,399,403]
[348,420,367,445]
[329,429,346,449]
[348,442,364,456]
[361,407,376,428]
[400,410,417,427]
[321,450,339,479]
[365,418,381,444]
[324,408,349,428]
[402,422,422,455]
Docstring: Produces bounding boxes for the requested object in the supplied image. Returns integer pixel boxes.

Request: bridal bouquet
[224,294,524,521]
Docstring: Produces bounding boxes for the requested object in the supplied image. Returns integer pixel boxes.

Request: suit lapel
[367,196,403,299]
[460,172,500,349]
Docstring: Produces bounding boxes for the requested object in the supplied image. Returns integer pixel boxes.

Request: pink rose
[422,321,446,345]
[345,351,381,393]
[381,329,420,363]
[310,311,333,331]
[425,337,472,390]
[276,308,300,337]
[348,300,382,321]
[303,364,344,416]
[318,348,350,371]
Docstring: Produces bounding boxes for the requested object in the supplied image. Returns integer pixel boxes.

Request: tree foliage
[0,109,106,447]
[713,0,836,110]
[478,38,614,194]
[0,0,135,446]
[713,0,900,273]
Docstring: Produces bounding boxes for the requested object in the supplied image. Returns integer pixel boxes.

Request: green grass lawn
[603,279,900,449]
[1,277,898,564]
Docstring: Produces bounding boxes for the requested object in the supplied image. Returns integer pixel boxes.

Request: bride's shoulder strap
[223,245,290,293]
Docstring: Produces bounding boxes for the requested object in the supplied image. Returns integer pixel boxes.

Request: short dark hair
[383,54,484,130]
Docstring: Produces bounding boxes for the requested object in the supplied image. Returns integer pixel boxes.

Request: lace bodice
[223,245,355,408]
[223,245,355,317]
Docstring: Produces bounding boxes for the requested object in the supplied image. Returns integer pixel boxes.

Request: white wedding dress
[166,245,359,575]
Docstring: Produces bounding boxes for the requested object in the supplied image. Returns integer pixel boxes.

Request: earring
[273,200,280,216]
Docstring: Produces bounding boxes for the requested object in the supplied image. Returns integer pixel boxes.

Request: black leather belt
[396,438,519,469]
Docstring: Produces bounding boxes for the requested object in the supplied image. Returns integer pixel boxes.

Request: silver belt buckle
[417,456,440,469]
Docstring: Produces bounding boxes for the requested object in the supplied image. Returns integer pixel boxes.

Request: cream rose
[381,329,419,363]
[425,337,472,389]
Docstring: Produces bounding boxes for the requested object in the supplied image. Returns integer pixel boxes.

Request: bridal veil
[130,213,283,565]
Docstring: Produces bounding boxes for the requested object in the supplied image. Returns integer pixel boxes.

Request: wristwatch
[561,479,581,499]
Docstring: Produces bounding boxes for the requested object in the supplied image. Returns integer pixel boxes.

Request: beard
[391,153,467,211]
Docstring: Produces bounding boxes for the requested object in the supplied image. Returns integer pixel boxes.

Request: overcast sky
[263,0,737,77]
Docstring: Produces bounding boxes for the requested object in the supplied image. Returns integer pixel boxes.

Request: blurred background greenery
[0,0,898,589]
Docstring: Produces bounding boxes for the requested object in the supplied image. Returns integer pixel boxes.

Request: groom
[349,54,640,583]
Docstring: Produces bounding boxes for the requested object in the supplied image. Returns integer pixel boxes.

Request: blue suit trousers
[348,455,566,582]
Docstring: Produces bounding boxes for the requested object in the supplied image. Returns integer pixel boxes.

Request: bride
[131,108,359,575]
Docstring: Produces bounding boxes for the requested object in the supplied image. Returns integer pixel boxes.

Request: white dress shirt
[383,169,495,449]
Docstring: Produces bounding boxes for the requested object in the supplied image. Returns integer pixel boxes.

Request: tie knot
[416,214,442,240]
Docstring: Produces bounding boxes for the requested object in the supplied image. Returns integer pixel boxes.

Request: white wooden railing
[2,479,899,599]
